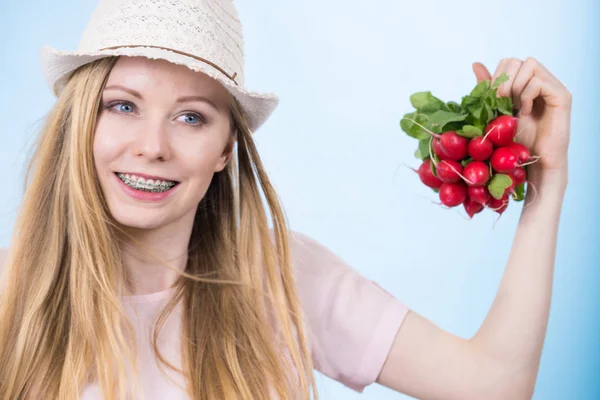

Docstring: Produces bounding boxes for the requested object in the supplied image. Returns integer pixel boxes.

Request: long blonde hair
[0,57,319,400]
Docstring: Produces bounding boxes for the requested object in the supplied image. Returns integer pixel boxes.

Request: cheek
[178,144,221,178]
[93,116,130,168]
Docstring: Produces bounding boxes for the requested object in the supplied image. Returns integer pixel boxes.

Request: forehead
[105,56,230,103]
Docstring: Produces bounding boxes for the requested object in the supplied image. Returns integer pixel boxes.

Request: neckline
[121,286,177,304]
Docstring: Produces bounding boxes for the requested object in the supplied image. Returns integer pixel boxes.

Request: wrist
[525,163,568,205]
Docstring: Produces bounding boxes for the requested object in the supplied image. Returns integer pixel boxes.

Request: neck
[118,209,196,295]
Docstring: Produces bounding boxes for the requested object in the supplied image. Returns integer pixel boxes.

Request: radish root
[519,155,542,168]
[523,181,539,210]
[514,125,528,140]
[401,161,418,174]
[441,160,476,185]
[428,136,439,167]
[482,124,498,143]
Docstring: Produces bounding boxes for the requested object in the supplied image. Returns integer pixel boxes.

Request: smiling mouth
[114,172,180,193]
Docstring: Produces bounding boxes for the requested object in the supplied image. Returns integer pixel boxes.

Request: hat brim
[40,45,279,132]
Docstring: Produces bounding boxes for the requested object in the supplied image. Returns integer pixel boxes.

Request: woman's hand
[472,58,572,185]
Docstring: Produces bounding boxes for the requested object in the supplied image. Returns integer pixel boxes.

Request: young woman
[0,1,571,399]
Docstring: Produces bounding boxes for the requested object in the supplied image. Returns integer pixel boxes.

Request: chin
[110,208,171,231]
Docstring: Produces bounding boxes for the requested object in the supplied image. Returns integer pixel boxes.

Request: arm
[377,168,567,400]
[377,57,571,399]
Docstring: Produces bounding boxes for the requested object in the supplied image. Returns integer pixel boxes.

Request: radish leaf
[513,183,526,201]
[470,80,490,97]
[418,138,430,159]
[400,112,431,140]
[497,96,514,116]
[428,111,468,132]
[458,125,483,138]
[488,174,512,200]
[492,73,510,89]
[410,92,447,113]
[430,157,438,177]
[446,101,462,113]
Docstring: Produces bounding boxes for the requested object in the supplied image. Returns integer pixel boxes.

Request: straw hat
[40,0,279,132]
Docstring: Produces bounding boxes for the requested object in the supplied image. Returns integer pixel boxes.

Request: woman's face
[93,56,234,231]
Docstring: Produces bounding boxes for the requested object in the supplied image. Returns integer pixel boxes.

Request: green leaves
[470,80,490,98]
[428,111,468,133]
[459,72,513,128]
[492,74,510,89]
[410,92,449,113]
[401,74,513,141]
[400,112,431,141]
[446,101,462,113]
[400,72,522,211]
[513,183,526,201]
[415,138,431,160]
[488,174,512,200]
[497,96,514,116]
[458,125,483,138]
[430,156,438,177]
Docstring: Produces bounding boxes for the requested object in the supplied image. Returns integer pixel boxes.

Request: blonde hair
[0,57,319,400]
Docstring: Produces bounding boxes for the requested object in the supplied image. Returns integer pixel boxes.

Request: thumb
[472,62,492,83]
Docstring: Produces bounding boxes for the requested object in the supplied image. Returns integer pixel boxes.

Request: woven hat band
[98,45,239,86]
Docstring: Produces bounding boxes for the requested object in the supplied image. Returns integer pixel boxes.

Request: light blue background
[0,1,598,399]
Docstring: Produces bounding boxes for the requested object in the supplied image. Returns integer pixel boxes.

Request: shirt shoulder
[283,229,410,393]
[0,247,8,274]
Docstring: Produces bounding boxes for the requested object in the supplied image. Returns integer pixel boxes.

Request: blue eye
[117,103,134,113]
[179,113,206,127]
[104,101,135,114]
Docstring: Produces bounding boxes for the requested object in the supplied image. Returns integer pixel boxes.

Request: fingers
[472,62,492,83]
[495,58,523,99]
[511,58,572,113]
[490,58,509,88]
[510,59,536,110]
[518,76,543,116]
[472,57,572,115]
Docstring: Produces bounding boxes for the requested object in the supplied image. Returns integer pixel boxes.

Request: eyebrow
[103,85,220,111]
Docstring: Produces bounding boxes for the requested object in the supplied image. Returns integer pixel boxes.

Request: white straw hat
[40,0,279,132]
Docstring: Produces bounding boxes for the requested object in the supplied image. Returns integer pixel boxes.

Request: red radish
[505,142,530,163]
[510,167,527,186]
[439,131,468,161]
[433,138,450,160]
[484,115,518,147]
[462,161,490,187]
[439,182,468,207]
[488,195,509,215]
[417,159,443,189]
[467,136,494,161]
[490,147,519,173]
[464,198,484,218]
[468,186,490,206]
[436,160,463,183]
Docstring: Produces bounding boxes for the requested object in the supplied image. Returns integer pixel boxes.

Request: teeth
[116,173,177,192]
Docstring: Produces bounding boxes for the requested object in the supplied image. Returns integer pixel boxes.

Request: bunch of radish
[400,73,538,219]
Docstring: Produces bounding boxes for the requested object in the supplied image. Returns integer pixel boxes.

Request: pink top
[80,231,410,399]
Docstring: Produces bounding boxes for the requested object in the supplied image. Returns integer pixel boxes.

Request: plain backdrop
[0,1,598,399]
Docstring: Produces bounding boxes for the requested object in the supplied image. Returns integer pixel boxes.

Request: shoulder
[272,228,352,276]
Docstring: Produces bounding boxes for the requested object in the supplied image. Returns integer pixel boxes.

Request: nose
[132,118,171,161]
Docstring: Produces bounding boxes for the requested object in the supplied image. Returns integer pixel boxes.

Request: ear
[214,135,236,173]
